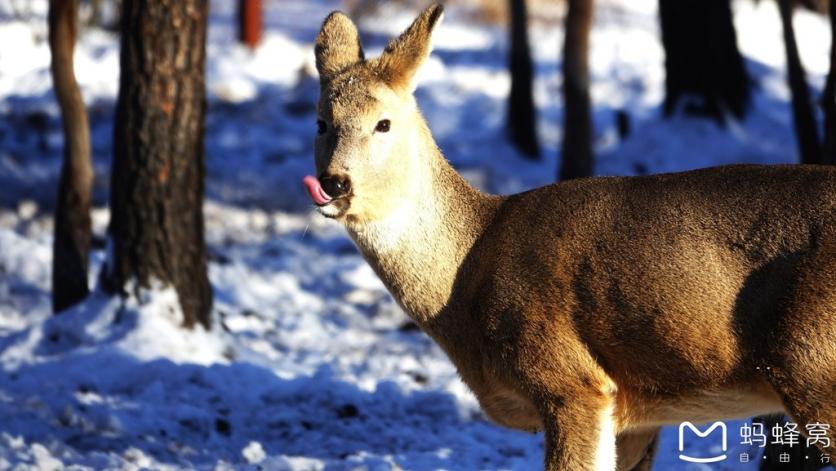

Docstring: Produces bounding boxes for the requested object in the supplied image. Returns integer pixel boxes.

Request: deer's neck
[346,135,500,324]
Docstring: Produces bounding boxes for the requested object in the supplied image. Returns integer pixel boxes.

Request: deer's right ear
[376,3,444,93]
[315,12,364,83]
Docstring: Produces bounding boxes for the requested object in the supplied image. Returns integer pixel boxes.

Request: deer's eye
[317,120,327,135]
[375,119,391,133]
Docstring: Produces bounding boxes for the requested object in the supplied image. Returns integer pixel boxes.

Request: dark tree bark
[823,0,836,165]
[49,0,93,313]
[659,0,750,121]
[104,0,212,328]
[507,0,540,159]
[559,0,594,181]
[238,0,262,48]
[779,0,823,164]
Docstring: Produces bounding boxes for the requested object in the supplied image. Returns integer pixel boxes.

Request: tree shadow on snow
[0,303,541,470]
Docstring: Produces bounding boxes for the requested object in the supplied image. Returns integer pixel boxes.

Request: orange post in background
[239,0,262,48]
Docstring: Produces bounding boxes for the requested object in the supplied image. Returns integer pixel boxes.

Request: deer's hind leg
[764,234,836,458]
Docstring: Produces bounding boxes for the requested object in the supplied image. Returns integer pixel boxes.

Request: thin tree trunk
[104,0,212,328]
[49,0,93,313]
[507,0,540,159]
[779,0,822,165]
[238,0,262,48]
[822,0,836,165]
[559,0,594,180]
[659,0,750,121]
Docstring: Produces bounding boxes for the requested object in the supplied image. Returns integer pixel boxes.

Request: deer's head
[304,4,444,224]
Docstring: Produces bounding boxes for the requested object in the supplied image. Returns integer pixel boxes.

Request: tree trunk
[507,0,540,159]
[659,0,750,121]
[105,0,212,329]
[238,0,262,49]
[779,0,823,165]
[822,0,836,165]
[559,0,594,181]
[49,0,93,313]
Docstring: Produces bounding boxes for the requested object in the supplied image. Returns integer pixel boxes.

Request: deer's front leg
[615,427,659,471]
[542,396,617,471]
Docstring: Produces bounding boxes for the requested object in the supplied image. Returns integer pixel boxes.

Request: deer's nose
[319,174,351,198]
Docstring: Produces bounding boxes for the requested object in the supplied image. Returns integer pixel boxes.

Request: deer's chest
[473,379,543,432]
[433,329,543,432]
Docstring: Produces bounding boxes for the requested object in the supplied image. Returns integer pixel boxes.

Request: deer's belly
[618,381,784,429]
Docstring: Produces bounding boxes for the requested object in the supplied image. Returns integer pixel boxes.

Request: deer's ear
[315,12,364,83]
[376,3,444,93]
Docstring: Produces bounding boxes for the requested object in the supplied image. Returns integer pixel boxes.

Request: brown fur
[312,5,836,470]
[315,12,364,83]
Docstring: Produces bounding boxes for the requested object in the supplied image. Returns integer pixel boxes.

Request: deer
[303,4,836,470]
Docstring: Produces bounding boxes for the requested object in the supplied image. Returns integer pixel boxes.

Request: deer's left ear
[316,11,365,84]
[376,3,444,93]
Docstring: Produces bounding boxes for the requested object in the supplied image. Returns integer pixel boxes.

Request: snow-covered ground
[0,0,833,469]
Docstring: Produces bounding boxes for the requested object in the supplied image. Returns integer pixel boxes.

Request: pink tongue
[303,175,333,206]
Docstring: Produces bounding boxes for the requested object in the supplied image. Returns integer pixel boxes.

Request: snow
[0,0,834,469]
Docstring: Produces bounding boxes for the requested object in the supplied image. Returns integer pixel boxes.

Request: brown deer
[304,4,836,470]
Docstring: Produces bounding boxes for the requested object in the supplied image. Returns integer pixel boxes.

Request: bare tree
[49,0,94,313]
[239,0,262,48]
[823,0,836,165]
[507,0,540,158]
[779,0,822,164]
[658,0,750,121]
[104,0,212,328]
[559,0,594,180]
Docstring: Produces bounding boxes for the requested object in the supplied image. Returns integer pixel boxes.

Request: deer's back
[462,164,836,395]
